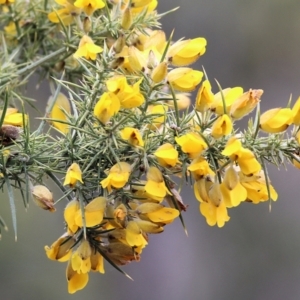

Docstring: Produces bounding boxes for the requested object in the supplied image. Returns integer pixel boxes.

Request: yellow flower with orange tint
[64,163,83,187]
[175,132,207,158]
[144,167,171,202]
[260,108,293,133]
[94,92,120,124]
[230,89,263,120]
[45,234,74,262]
[90,251,105,273]
[74,0,105,15]
[50,93,71,134]
[120,127,144,146]
[167,68,203,92]
[154,143,179,167]
[168,37,207,66]
[195,79,214,113]
[74,35,103,60]
[211,114,233,139]
[210,87,243,115]
[101,162,131,192]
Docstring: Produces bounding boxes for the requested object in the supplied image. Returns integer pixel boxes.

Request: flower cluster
[1,0,300,295]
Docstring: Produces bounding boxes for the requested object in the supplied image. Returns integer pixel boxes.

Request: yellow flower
[0,0,14,4]
[210,87,243,115]
[31,185,56,212]
[64,163,83,187]
[175,132,207,158]
[101,162,131,192]
[66,259,89,294]
[48,0,81,25]
[146,104,168,130]
[154,143,179,167]
[94,92,120,124]
[167,93,191,110]
[2,108,27,127]
[220,166,247,207]
[45,234,74,262]
[71,240,92,274]
[144,167,171,202]
[64,199,80,234]
[221,136,242,157]
[292,96,300,125]
[117,79,145,109]
[136,203,179,225]
[230,89,263,120]
[195,79,214,113]
[211,114,233,139]
[239,172,278,204]
[188,156,215,180]
[50,93,71,134]
[127,46,147,72]
[120,127,144,146]
[134,30,166,53]
[74,35,103,60]
[260,108,293,133]
[200,199,230,228]
[168,37,207,66]
[106,76,145,109]
[74,197,107,227]
[125,221,148,248]
[4,22,17,38]
[222,137,261,175]
[74,0,105,15]
[167,68,203,92]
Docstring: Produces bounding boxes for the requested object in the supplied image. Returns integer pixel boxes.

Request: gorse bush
[1,0,300,294]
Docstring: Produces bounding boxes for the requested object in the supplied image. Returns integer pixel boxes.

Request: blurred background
[1,0,300,299]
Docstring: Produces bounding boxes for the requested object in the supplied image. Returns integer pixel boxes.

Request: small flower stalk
[0,0,299,294]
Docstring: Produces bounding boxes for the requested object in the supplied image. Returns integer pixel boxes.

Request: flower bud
[113,34,126,54]
[31,185,55,212]
[151,62,168,83]
[223,165,239,190]
[195,79,214,113]
[121,6,132,30]
[83,17,91,33]
[208,183,223,207]
[0,125,20,145]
